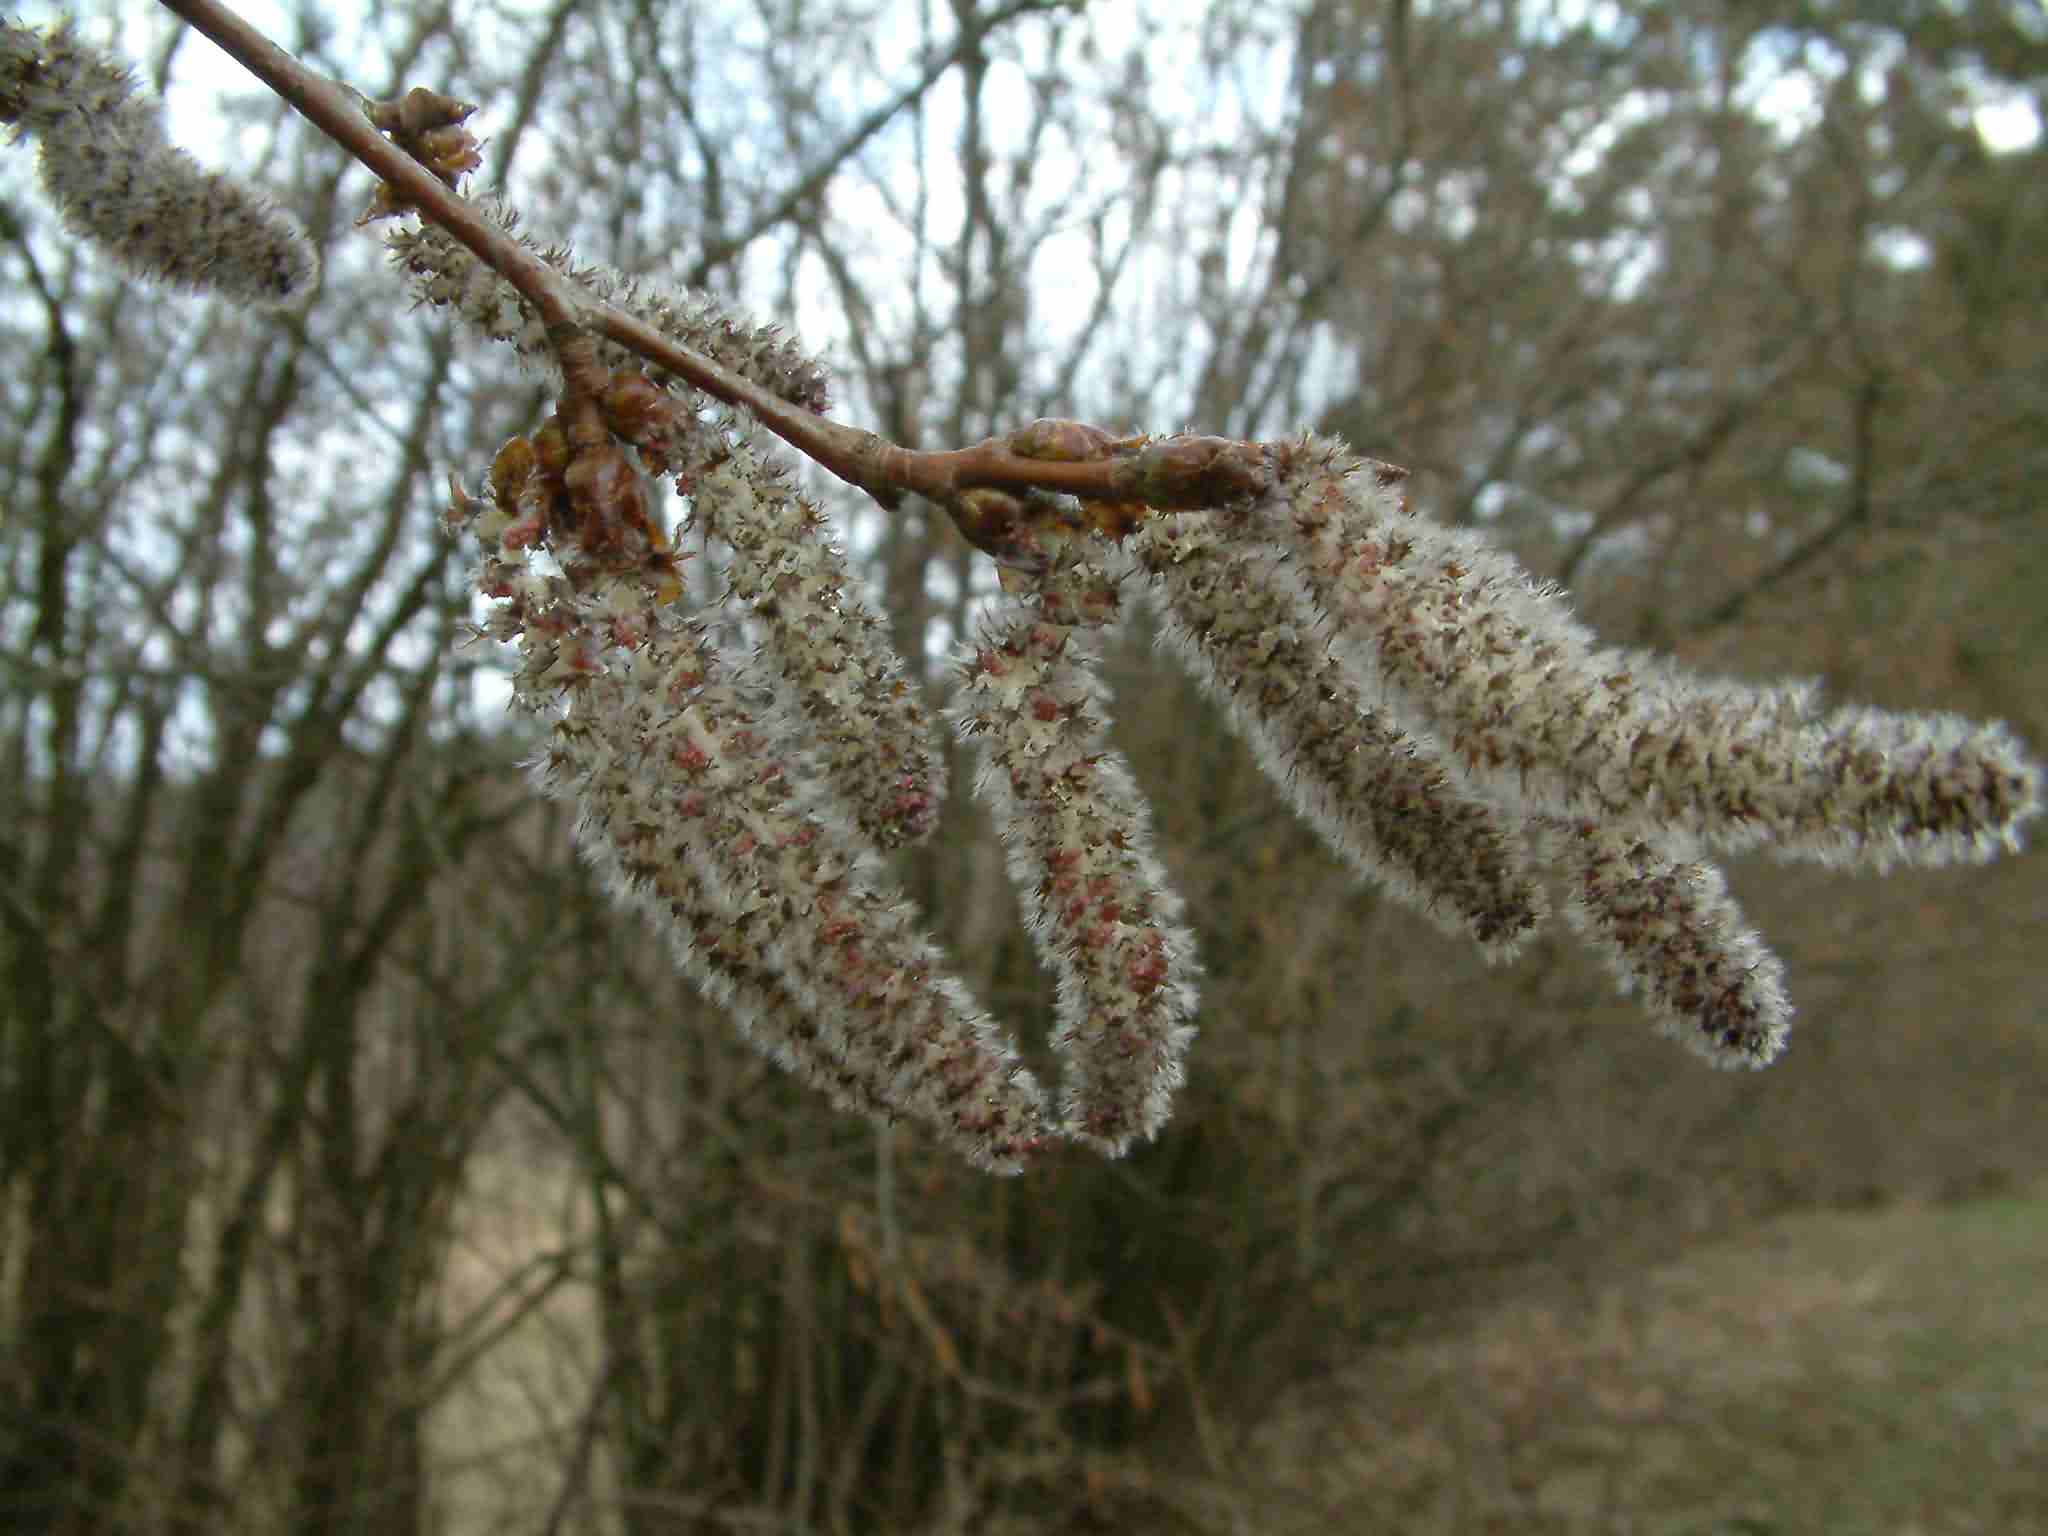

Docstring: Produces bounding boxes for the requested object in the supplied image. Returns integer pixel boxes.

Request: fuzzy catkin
[452,476,1049,1173]
[952,543,1198,1155]
[387,195,831,412]
[1543,819,1792,1068]
[2,21,316,307]
[553,638,1049,1171]
[1135,502,1544,958]
[688,438,946,849]
[1273,436,2043,870]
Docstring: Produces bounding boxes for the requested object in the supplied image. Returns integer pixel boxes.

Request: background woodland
[3,0,2044,1531]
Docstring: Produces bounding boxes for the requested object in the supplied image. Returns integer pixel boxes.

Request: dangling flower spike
[23,8,2039,1168]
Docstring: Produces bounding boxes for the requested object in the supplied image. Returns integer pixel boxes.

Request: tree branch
[158,0,1261,520]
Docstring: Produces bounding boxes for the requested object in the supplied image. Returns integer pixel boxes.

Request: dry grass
[1234,1178,2048,1535]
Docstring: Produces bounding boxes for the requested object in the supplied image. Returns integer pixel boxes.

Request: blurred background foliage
[2,0,2042,1531]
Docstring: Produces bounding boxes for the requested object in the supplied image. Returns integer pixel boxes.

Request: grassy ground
[1230,1178,2048,1535]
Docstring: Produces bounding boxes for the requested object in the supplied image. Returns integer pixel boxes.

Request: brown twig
[157,0,1277,519]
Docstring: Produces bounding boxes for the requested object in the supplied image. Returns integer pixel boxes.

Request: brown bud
[946,488,1084,572]
[948,488,1026,559]
[602,370,670,447]
[358,181,413,225]
[1077,497,1151,542]
[417,123,482,180]
[1116,435,1270,509]
[488,435,538,508]
[1007,418,1122,464]
[531,420,572,485]
[563,445,644,531]
[370,86,476,137]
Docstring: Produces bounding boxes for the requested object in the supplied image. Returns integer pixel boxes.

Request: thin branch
[157,0,1265,518]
